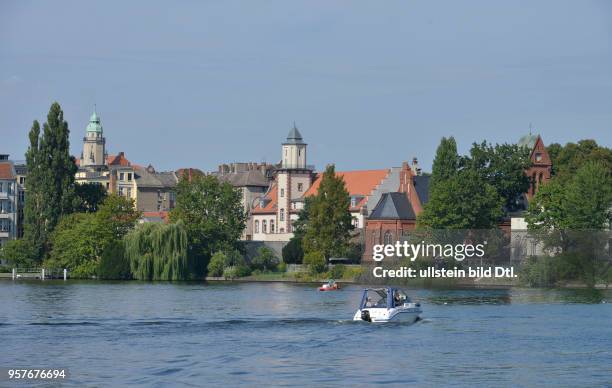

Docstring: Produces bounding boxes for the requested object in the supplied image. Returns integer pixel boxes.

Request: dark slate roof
[284,125,306,145]
[413,175,430,205]
[218,170,269,187]
[369,192,416,220]
[135,167,178,188]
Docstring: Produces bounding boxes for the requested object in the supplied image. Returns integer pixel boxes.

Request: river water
[1,281,611,387]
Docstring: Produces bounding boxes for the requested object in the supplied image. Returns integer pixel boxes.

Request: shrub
[208,252,227,277]
[251,247,279,271]
[329,264,346,279]
[0,239,39,267]
[277,262,287,273]
[98,241,131,280]
[223,265,251,279]
[282,237,303,264]
[343,266,364,281]
[304,251,326,274]
[71,260,98,279]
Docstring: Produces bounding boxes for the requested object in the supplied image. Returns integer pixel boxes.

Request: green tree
[282,237,304,264]
[251,246,279,271]
[430,136,459,189]
[46,194,140,277]
[207,251,227,277]
[125,221,190,281]
[24,102,78,257]
[467,141,531,211]
[548,140,612,180]
[527,162,612,233]
[526,162,612,286]
[75,183,107,212]
[302,165,354,260]
[46,213,98,277]
[0,239,39,268]
[98,241,131,280]
[418,169,504,229]
[304,251,326,274]
[169,175,246,277]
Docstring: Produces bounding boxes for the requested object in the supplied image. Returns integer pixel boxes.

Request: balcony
[0,231,9,238]
[0,192,8,199]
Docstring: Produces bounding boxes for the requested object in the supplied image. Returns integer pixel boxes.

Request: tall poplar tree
[430,136,459,188]
[302,165,354,260]
[24,102,78,257]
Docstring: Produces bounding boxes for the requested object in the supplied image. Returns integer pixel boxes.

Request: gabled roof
[252,183,278,214]
[135,166,178,188]
[304,169,389,204]
[252,169,389,214]
[369,192,416,220]
[107,152,131,166]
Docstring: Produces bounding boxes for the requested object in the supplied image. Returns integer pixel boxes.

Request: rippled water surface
[1,281,611,386]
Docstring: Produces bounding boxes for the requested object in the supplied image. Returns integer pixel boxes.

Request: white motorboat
[353,287,422,323]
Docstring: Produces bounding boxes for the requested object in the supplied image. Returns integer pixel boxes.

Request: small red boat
[318,280,339,291]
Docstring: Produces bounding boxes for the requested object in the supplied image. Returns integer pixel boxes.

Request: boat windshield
[363,289,388,308]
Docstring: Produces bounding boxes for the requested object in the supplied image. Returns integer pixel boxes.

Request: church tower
[81,108,106,167]
[276,124,312,234]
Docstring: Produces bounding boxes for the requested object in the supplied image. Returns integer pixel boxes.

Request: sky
[1,0,611,172]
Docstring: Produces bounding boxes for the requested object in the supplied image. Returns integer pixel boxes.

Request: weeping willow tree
[124,220,190,280]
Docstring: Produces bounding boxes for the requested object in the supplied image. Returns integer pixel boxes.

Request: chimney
[412,157,421,175]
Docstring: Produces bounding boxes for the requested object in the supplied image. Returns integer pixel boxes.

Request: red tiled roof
[107,152,131,166]
[252,183,278,214]
[142,211,170,223]
[0,162,14,179]
[252,169,389,213]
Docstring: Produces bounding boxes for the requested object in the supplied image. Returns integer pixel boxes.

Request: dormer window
[351,197,357,208]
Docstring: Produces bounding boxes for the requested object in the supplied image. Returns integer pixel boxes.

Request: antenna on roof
[293,121,297,129]
[529,122,533,135]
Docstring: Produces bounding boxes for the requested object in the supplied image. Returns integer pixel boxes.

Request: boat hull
[353,306,422,323]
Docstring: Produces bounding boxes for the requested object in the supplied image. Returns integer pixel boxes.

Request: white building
[0,154,18,251]
[251,127,412,242]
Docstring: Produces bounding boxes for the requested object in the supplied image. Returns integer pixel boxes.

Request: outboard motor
[361,310,372,322]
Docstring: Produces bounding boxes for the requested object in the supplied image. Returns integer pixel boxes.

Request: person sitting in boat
[393,290,404,307]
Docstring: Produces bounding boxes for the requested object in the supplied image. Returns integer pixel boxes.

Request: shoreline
[2,274,608,290]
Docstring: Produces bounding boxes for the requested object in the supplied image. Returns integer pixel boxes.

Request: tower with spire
[275,124,313,233]
[81,107,106,167]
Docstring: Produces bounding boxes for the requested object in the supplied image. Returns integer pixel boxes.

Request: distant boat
[318,279,339,291]
[353,287,422,323]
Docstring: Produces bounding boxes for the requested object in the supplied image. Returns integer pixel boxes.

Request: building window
[120,172,125,181]
[280,188,285,197]
[352,217,359,228]
[118,187,124,196]
[350,197,357,208]
[263,220,267,233]
[298,183,303,192]
[127,173,132,181]
[270,220,275,233]
[19,177,25,185]
[535,153,542,162]
[384,231,393,245]
[255,220,259,233]
[280,209,285,221]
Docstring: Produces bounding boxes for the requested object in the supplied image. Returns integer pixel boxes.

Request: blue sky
[1,0,611,172]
